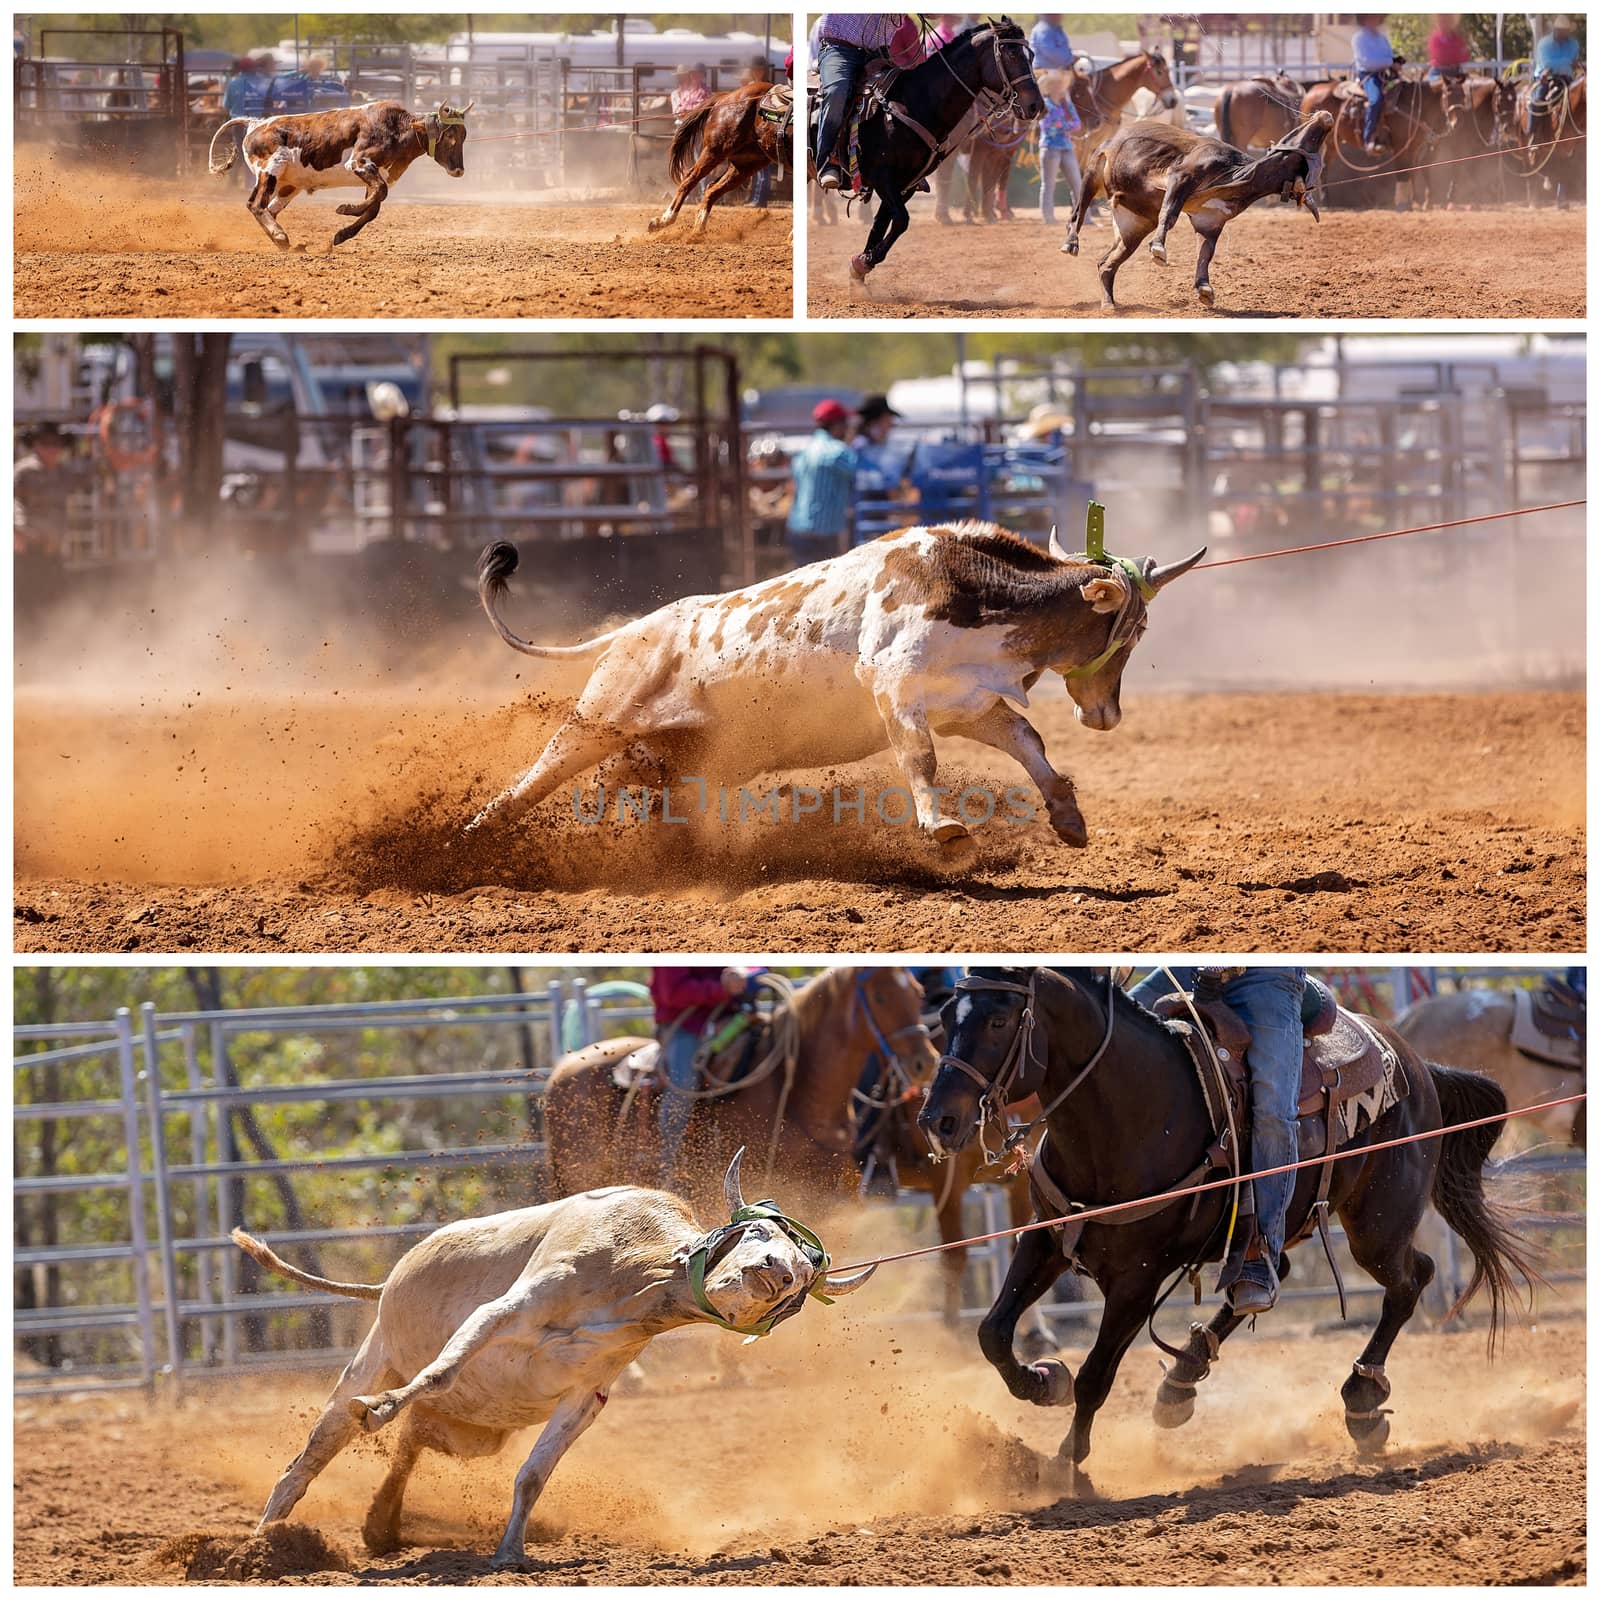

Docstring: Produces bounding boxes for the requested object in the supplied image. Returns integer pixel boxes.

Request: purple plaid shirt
[816,12,908,49]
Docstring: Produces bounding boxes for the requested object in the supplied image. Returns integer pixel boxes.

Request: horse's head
[853,967,941,1087]
[971,16,1046,121]
[1142,48,1180,110]
[426,99,473,177]
[918,968,1048,1157]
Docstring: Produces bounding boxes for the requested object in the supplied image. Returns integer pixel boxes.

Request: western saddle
[1509,978,1586,1072]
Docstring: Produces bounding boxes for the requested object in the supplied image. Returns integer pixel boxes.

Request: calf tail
[1215,86,1235,147]
[231,1228,384,1300]
[669,96,719,183]
[477,541,623,658]
[1427,1065,1542,1352]
[209,117,248,174]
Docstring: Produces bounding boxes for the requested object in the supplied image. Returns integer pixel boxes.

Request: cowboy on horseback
[1527,15,1581,132]
[1352,15,1402,155]
[1130,966,1306,1315]
[813,12,925,190]
[651,965,766,1189]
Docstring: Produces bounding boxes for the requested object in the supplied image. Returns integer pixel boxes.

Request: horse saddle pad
[1154,982,1407,1148]
[758,84,793,122]
[1510,986,1585,1070]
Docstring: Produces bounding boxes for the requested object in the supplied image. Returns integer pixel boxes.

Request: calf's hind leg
[246,169,292,250]
[259,1325,398,1528]
[1096,196,1156,310]
[363,1406,509,1554]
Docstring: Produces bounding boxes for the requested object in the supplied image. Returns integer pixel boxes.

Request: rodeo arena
[12,327,1585,957]
[11,14,793,318]
[10,961,1586,1584]
[806,12,1586,317]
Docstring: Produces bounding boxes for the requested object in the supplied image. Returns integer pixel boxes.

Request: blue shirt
[223,70,271,117]
[264,70,348,113]
[1535,33,1580,75]
[1029,21,1074,69]
[787,429,859,537]
[1352,27,1394,74]
[1039,96,1083,148]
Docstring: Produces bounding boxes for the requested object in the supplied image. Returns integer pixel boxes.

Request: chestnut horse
[649,80,790,235]
[1069,50,1179,162]
[543,967,937,1218]
[1214,73,1304,151]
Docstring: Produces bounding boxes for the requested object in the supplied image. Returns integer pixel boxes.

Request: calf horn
[1142,546,1207,592]
[724,1147,748,1213]
[823,1262,879,1296]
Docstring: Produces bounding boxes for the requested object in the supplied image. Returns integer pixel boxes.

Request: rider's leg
[1127,966,1198,1009]
[655,1028,700,1189]
[1223,967,1306,1313]
[1362,73,1384,149]
[815,41,865,186]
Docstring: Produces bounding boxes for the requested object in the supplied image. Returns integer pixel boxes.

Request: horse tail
[669,97,719,183]
[1427,1063,1542,1352]
[1215,85,1235,146]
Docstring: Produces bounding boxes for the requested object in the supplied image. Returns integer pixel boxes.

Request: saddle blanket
[1510,988,1584,1071]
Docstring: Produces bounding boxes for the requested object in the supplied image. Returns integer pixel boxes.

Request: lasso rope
[826,1092,1586,1276]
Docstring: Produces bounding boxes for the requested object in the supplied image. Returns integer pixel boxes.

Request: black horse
[918,967,1536,1494]
[809,17,1044,283]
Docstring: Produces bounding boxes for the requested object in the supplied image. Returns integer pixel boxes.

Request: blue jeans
[750,164,773,205]
[1360,74,1384,145]
[1131,966,1305,1262]
[787,530,845,566]
[815,40,867,170]
[657,1029,700,1186]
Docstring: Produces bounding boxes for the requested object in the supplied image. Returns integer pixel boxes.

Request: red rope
[828,1091,1585,1274]
[1195,497,1586,571]
[1320,130,1585,190]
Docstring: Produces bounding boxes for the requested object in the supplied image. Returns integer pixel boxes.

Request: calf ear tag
[1084,500,1106,563]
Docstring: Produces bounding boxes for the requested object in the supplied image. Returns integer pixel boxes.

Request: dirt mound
[809,205,1585,318]
[151,1525,351,1581]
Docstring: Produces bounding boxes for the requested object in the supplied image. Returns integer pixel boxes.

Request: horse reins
[934,970,1117,1166]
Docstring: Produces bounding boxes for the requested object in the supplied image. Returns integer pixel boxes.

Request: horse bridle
[934,970,1118,1164]
[935,23,1036,126]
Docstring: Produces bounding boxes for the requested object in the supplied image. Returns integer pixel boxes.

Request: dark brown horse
[1513,71,1586,207]
[649,80,790,235]
[1069,50,1179,162]
[918,969,1537,1493]
[1421,75,1519,207]
[1214,73,1303,150]
[1302,73,1454,207]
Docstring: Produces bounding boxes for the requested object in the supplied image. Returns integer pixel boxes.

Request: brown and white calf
[237,1153,872,1568]
[1065,111,1332,308]
[468,521,1203,852]
[208,100,471,250]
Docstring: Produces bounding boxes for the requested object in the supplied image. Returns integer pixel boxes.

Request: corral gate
[13,976,1585,1397]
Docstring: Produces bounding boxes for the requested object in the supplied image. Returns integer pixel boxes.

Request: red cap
[812,398,850,426]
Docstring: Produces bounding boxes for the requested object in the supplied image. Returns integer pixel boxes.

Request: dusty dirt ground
[13,152,791,318]
[14,686,1584,955]
[807,204,1586,318]
[13,1313,1584,1585]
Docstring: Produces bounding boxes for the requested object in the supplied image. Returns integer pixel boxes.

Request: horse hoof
[1148,240,1168,264]
[932,820,971,848]
[1152,1387,1196,1429]
[849,253,873,283]
[1196,284,1215,306]
[1351,1414,1391,1455]
[1061,238,1079,255]
[1031,1358,1074,1407]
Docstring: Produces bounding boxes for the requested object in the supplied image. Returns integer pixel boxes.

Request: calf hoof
[1061,236,1079,255]
[348,1394,395,1433]
[1030,1358,1075,1408]
[1048,799,1088,849]
[1148,239,1168,265]
[489,1552,534,1574]
[362,1517,402,1556]
[335,203,363,217]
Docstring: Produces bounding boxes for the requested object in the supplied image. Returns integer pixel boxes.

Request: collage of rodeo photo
[7,1,1592,1590]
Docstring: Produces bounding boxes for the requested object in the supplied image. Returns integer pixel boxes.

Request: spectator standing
[786,399,859,566]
